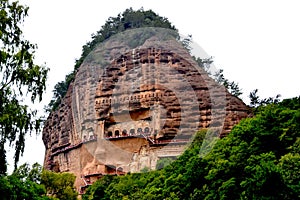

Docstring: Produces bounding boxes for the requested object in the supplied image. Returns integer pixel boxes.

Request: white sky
[6,0,300,173]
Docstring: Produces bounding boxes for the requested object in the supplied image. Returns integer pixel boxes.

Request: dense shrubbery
[82,96,300,200]
[0,163,77,200]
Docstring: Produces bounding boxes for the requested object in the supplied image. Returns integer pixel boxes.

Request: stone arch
[122,129,127,136]
[115,130,120,137]
[130,128,135,135]
[144,127,150,134]
[107,131,112,137]
[137,128,143,134]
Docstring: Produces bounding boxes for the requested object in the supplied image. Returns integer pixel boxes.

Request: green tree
[0,163,52,200]
[202,97,300,199]
[240,152,283,199]
[181,34,192,53]
[193,56,244,98]
[156,157,175,170]
[249,89,281,113]
[0,0,49,173]
[278,146,300,199]
[41,170,78,200]
[82,175,114,200]
[213,69,242,97]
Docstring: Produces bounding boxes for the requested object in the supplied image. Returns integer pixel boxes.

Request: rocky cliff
[42,28,251,193]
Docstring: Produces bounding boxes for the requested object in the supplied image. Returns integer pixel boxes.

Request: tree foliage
[202,96,300,199]
[0,163,52,200]
[0,163,78,200]
[0,0,49,173]
[249,88,281,109]
[41,170,78,200]
[213,69,243,97]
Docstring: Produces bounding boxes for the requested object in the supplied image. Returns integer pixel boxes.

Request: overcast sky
[6,0,300,172]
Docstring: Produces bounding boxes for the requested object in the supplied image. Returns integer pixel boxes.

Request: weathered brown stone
[42,28,251,192]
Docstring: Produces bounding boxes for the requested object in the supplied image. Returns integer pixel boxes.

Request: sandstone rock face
[42,28,251,192]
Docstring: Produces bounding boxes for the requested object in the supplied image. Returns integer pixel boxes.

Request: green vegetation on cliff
[82,96,300,200]
[47,8,177,111]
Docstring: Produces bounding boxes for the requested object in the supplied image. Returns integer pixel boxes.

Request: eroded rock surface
[42,28,251,192]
